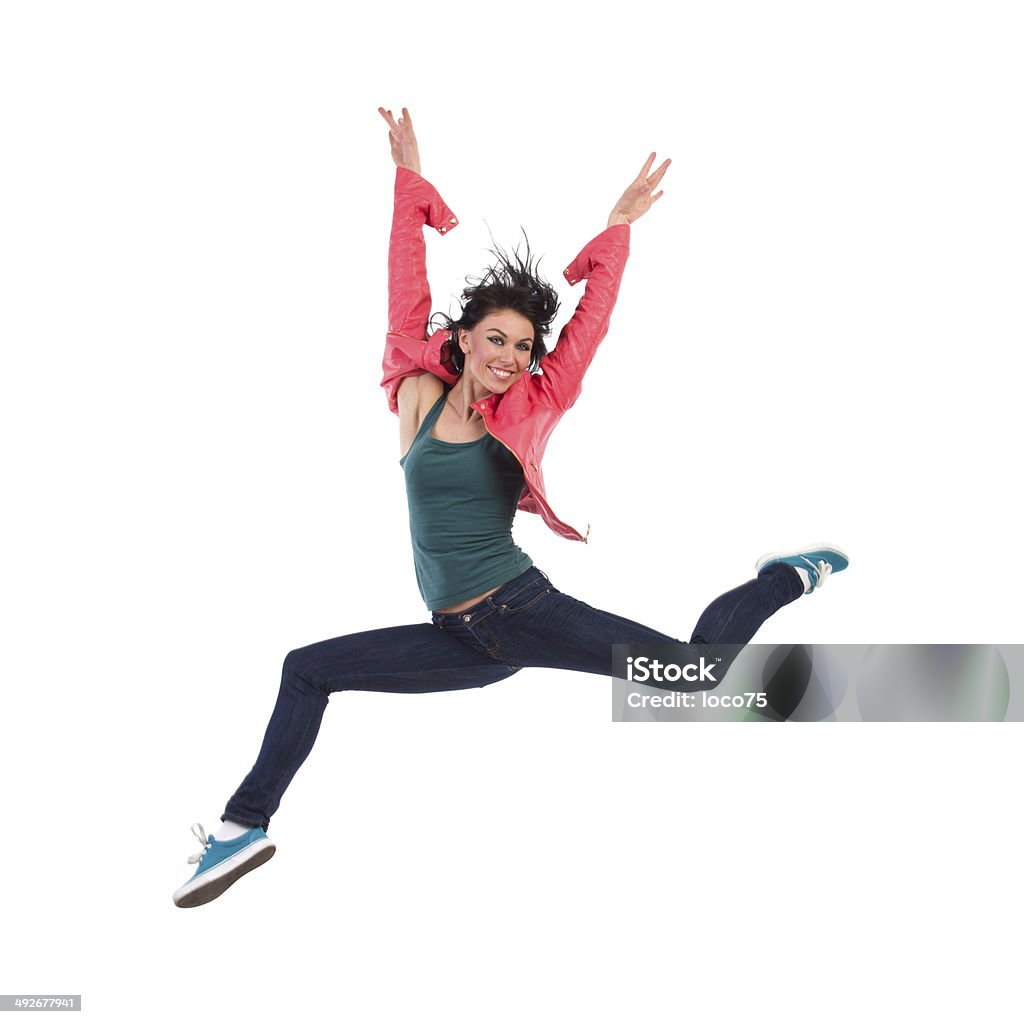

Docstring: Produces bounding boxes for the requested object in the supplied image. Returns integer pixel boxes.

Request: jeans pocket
[496,585,553,617]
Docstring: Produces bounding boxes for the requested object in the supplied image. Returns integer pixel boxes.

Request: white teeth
[489,367,512,378]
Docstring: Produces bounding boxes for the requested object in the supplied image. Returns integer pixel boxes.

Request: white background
[2,1,1022,1020]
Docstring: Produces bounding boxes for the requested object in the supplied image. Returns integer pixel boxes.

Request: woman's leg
[689,562,804,644]
[223,623,518,831]
[226,562,808,829]
[433,565,804,679]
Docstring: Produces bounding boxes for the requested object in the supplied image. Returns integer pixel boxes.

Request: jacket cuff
[562,223,630,286]
[394,167,460,235]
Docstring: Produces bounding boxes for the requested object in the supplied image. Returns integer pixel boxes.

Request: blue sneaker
[172,823,276,908]
[755,545,849,593]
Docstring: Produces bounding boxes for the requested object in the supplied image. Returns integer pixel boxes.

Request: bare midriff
[434,584,503,615]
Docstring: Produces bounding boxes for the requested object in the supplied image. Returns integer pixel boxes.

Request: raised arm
[534,153,670,412]
[378,107,460,413]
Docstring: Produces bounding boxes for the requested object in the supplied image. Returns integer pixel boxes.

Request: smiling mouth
[488,366,514,380]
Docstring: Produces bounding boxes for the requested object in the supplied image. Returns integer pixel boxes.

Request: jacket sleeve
[381,167,460,414]
[532,223,631,412]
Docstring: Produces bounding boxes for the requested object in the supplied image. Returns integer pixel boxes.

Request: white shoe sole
[172,837,276,908]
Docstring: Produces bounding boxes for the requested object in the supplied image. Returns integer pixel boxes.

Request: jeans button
[462,614,471,622]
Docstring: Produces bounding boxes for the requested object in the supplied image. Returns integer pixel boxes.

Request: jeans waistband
[431,566,550,628]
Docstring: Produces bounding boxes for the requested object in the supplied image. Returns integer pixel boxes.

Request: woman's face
[459,309,535,393]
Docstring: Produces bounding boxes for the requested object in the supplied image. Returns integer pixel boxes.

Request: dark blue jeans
[224,563,802,830]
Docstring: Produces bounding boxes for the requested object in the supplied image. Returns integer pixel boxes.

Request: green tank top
[400,388,533,610]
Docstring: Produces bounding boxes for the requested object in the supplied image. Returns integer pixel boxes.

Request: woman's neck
[446,376,491,418]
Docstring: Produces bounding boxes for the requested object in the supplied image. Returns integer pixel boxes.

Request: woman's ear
[459,329,470,353]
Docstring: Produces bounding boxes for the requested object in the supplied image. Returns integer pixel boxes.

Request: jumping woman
[173,106,848,908]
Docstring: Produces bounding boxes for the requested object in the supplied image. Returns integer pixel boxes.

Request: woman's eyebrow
[486,326,533,343]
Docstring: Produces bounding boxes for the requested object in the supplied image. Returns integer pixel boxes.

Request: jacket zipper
[478,403,587,544]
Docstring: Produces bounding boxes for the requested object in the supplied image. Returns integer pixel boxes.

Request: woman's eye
[489,337,503,345]
[517,343,531,351]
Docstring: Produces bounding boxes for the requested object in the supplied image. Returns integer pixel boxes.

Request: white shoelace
[801,557,832,589]
[186,823,211,865]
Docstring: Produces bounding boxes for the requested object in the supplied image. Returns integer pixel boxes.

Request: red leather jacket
[382,167,630,543]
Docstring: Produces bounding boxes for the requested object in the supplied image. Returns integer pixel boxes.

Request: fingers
[636,154,670,187]
[628,153,670,211]
[636,151,657,181]
[648,158,671,189]
[378,106,415,142]
[400,107,417,144]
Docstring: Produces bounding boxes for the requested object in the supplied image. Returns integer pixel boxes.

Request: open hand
[378,106,421,176]
[607,153,671,227]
